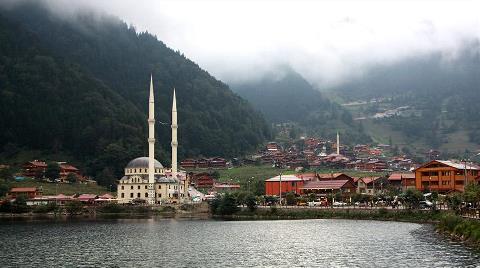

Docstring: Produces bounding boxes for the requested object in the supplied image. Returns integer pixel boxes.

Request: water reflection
[0,219,479,267]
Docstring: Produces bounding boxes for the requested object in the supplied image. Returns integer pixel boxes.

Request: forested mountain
[328,42,480,151]
[232,68,371,144]
[0,2,270,185]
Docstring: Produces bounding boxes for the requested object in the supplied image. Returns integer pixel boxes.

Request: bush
[33,203,58,213]
[65,201,83,215]
[98,203,126,213]
[245,194,257,212]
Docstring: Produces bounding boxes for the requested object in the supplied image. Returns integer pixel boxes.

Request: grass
[9,178,112,195]
[215,165,386,183]
[438,214,480,246]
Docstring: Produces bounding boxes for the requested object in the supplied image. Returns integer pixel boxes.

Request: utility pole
[279,173,282,206]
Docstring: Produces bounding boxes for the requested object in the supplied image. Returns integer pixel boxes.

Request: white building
[117,76,188,204]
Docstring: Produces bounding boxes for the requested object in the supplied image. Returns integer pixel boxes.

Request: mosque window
[137,185,140,190]
[145,185,147,189]
[158,185,161,189]
[169,185,171,189]
[137,193,140,198]
[130,186,133,190]
[121,186,124,190]
[145,193,148,198]
[121,193,124,198]
[130,193,133,198]
[158,193,162,198]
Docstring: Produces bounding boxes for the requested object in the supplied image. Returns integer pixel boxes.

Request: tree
[0,184,9,197]
[218,193,239,215]
[463,182,480,207]
[245,194,257,212]
[402,189,423,209]
[447,193,463,211]
[65,201,83,216]
[45,162,60,181]
[285,192,297,206]
[12,195,29,213]
[66,173,78,184]
[0,168,14,182]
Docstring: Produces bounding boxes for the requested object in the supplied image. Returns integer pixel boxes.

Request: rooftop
[265,174,302,182]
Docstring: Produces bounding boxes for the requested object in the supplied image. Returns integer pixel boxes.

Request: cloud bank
[22,0,480,87]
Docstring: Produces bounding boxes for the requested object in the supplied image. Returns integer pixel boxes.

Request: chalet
[196,158,209,169]
[364,160,388,171]
[266,142,280,152]
[8,187,42,199]
[180,159,197,169]
[414,160,480,193]
[316,173,354,181]
[213,183,241,192]
[355,177,387,195]
[300,179,356,198]
[191,172,216,188]
[388,172,415,189]
[209,157,227,169]
[22,160,47,178]
[265,175,304,196]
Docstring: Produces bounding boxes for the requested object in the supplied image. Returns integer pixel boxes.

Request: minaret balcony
[148,138,156,143]
[148,119,155,123]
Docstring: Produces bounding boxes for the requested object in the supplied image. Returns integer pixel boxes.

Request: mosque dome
[126,157,163,169]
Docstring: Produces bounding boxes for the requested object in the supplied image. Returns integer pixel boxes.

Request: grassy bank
[221,207,444,223]
[8,179,112,195]
[437,214,480,247]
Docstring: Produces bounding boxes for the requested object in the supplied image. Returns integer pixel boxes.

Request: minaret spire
[336,131,340,155]
[171,88,179,199]
[147,75,156,204]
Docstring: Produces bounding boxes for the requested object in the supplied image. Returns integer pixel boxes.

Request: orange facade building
[414,160,479,193]
[265,175,304,196]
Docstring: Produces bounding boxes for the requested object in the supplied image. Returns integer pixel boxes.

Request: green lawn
[9,179,113,195]
[215,165,386,182]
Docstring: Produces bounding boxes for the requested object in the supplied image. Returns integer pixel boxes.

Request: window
[442,181,451,185]
[130,193,133,198]
[137,193,141,198]
[138,186,141,190]
[130,186,133,190]
[121,193,124,198]
[158,193,162,198]
[158,185,161,189]
[121,186,124,190]
[145,185,148,189]
[291,182,295,187]
[145,193,148,198]
[455,180,464,185]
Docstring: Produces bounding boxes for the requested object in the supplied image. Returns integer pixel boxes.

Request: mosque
[117,76,189,204]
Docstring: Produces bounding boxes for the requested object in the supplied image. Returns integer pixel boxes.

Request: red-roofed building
[8,187,42,199]
[301,179,356,198]
[180,159,197,169]
[191,172,216,188]
[388,172,415,189]
[265,175,304,196]
[22,160,47,178]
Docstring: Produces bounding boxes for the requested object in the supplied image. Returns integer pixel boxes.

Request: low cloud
[13,0,480,88]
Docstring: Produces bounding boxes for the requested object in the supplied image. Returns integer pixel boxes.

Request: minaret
[147,75,156,204]
[171,89,179,198]
[336,131,340,155]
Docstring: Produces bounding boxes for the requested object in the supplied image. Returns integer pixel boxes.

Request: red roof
[301,180,350,190]
[10,187,38,193]
[388,173,415,181]
[60,164,79,171]
[26,160,47,168]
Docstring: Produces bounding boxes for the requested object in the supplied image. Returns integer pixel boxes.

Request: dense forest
[329,43,480,150]
[0,2,270,185]
[232,68,371,144]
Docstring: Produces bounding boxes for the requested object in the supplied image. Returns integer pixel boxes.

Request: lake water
[0,218,479,267]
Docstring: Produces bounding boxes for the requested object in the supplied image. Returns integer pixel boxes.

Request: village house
[388,172,416,190]
[22,160,48,178]
[265,174,304,196]
[190,172,216,188]
[180,158,197,169]
[414,160,480,193]
[8,187,42,199]
[301,179,356,199]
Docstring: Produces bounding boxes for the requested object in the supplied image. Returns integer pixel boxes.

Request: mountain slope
[232,68,371,144]
[328,43,480,153]
[0,2,271,184]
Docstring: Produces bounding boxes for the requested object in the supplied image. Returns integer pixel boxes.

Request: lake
[0,218,479,267]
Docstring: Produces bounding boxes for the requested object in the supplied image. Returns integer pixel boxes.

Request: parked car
[308,200,323,207]
[333,201,347,207]
[354,202,368,207]
[419,200,433,209]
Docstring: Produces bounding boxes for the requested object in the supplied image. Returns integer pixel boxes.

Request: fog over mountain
[4,0,478,88]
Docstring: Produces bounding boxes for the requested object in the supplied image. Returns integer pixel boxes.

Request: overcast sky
[42,0,480,87]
